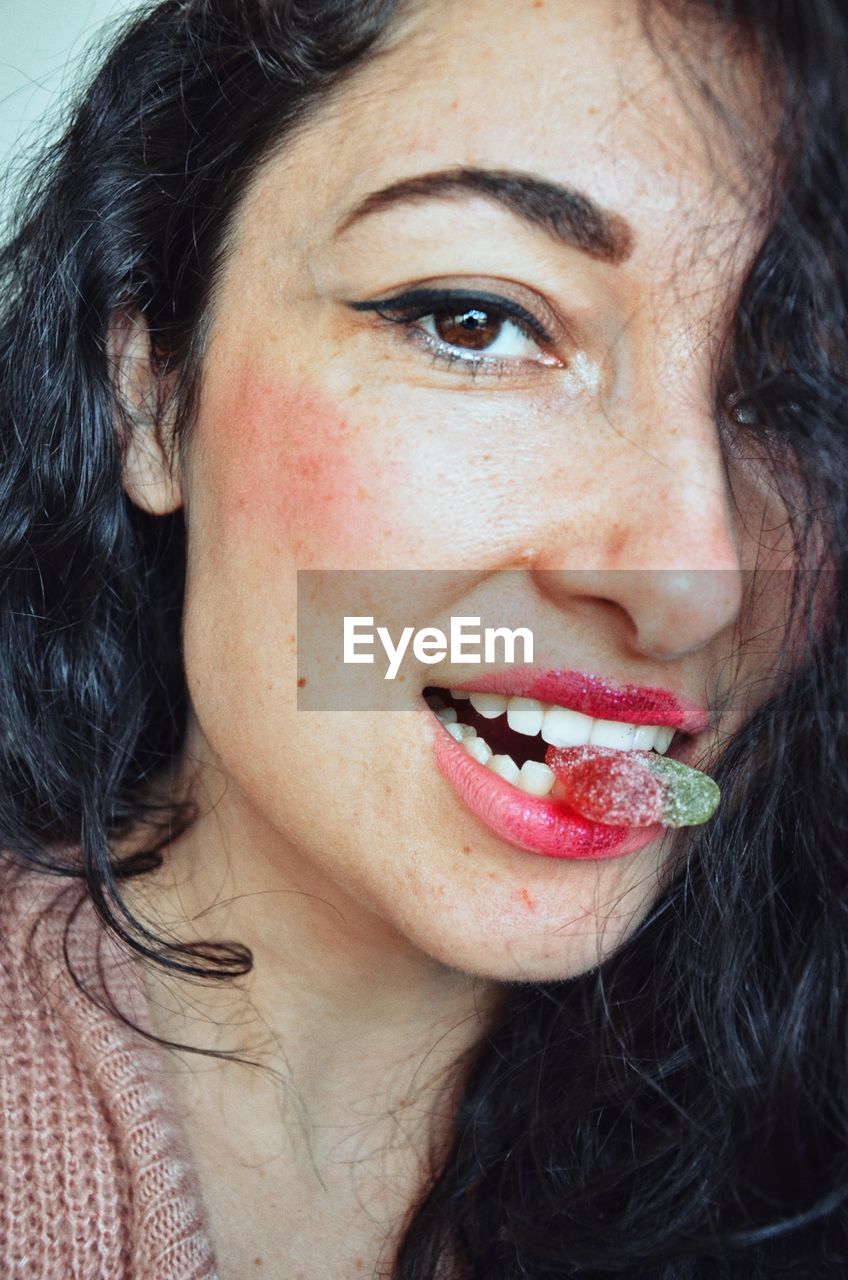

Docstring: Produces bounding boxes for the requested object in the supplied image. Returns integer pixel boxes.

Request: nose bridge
[585,299,739,558]
[607,401,738,571]
[614,300,732,536]
[533,329,744,659]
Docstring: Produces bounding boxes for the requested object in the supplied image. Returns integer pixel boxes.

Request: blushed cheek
[205,372,403,567]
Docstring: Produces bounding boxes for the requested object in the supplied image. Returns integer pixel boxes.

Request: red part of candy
[545,745,665,827]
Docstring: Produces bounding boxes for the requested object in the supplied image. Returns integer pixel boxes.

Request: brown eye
[350,287,565,375]
[433,307,504,351]
[726,390,762,427]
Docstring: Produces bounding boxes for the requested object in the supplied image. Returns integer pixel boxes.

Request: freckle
[605,523,628,563]
[254,1259,263,1268]
[348,384,361,396]
[297,677,306,687]
[288,635,296,645]
[449,98,459,109]
[462,845,472,854]
[520,887,536,910]
[355,1262,365,1273]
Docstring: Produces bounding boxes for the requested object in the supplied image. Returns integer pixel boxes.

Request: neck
[123,746,503,1168]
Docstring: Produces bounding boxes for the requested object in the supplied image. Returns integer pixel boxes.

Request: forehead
[234,0,766,284]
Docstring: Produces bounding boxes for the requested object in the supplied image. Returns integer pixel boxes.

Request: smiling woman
[0,1,847,1277]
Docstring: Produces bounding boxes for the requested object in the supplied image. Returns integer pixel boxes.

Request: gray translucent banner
[296,568,823,711]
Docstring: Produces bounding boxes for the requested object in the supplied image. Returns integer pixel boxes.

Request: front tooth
[436,706,458,724]
[654,727,674,755]
[469,692,509,720]
[465,736,493,765]
[633,724,660,751]
[446,722,477,741]
[589,718,637,750]
[517,760,555,797]
[506,696,544,737]
[449,688,470,701]
[488,754,520,784]
[541,705,594,748]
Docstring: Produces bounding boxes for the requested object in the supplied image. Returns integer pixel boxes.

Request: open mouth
[424,685,677,800]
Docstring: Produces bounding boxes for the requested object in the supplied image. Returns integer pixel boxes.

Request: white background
[0,0,146,227]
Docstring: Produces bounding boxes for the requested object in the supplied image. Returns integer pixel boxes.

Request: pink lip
[433,729,662,861]
[439,669,709,734]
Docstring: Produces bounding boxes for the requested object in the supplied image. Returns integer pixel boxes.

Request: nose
[530,407,745,661]
[533,567,743,660]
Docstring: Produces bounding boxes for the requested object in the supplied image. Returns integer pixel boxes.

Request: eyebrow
[333,165,635,266]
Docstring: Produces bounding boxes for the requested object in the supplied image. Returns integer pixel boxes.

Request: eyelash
[349,288,562,379]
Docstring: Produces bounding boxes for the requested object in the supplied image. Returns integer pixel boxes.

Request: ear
[108,308,183,516]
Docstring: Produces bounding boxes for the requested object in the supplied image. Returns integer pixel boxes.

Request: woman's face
[135,0,790,980]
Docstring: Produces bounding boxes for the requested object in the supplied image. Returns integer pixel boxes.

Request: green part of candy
[643,754,720,827]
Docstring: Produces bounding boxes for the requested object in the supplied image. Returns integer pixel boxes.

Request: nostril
[628,569,744,660]
[531,567,744,661]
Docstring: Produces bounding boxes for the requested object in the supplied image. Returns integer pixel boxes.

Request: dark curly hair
[1,0,847,1275]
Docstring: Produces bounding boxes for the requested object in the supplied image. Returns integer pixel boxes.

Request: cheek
[204,372,406,567]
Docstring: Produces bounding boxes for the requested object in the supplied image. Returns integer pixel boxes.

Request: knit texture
[0,866,219,1279]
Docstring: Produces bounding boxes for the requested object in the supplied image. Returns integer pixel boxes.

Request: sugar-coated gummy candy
[545,745,720,828]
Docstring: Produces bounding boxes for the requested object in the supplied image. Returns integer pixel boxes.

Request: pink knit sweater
[0,866,219,1278]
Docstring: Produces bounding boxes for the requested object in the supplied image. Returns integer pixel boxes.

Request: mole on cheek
[518,887,537,911]
[214,374,389,561]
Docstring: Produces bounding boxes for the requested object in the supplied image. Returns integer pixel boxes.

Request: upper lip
[429,668,710,735]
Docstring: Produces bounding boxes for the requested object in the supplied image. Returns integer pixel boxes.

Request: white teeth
[506,696,544,737]
[460,732,556,798]
[488,754,520,784]
[437,692,678,772]
[445,722,477,741]
[654,727,674,755]
[517,760,555,797]
[632,724,660,751]
[541,705,594,749]
[589,718,637,750]
[468,692,509,719]
[464,736,493,765]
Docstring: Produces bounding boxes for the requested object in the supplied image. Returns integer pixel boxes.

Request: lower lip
[433,727,662,861]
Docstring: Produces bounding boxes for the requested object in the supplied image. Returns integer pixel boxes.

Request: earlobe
[108,308,183,516]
